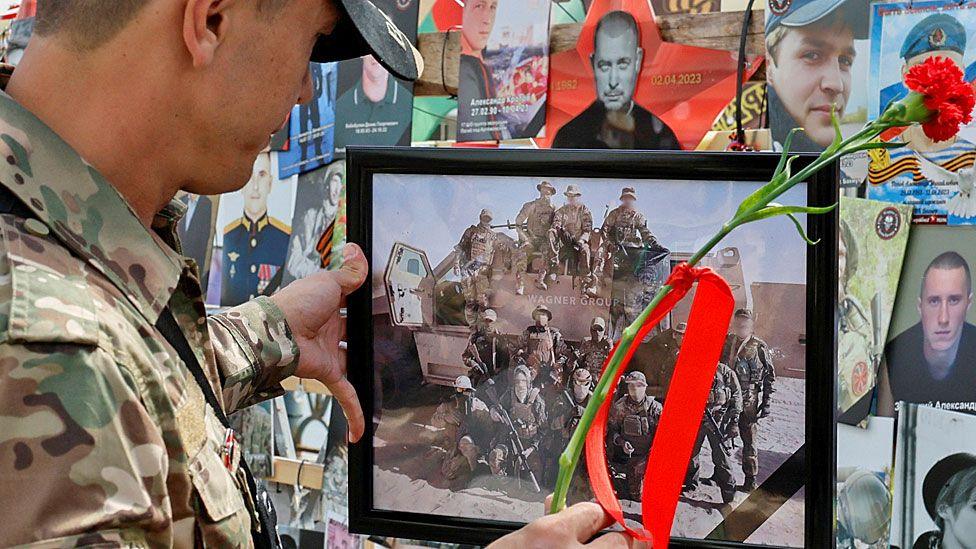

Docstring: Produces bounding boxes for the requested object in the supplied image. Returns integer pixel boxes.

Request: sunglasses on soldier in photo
[344,147,838,548]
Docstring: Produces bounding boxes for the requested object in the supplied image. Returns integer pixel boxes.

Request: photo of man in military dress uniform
[220,152,292,306]
[551,10,680,150]
[454,208,501,324]
[513,180,557,295]
[723,309,776,491]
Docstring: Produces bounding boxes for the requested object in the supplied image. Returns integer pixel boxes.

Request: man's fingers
[586,532,646,549]
[556,502,615,543]
[330,376,365,443]
[336,243,368,296]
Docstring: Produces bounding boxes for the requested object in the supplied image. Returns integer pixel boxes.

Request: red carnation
[903,56,976,142]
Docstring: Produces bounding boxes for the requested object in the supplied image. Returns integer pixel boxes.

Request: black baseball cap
[766,0,869,40]
[922,452,976,520]
[311,0,423,81]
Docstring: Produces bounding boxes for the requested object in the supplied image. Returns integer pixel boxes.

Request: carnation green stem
[549,122,887,515]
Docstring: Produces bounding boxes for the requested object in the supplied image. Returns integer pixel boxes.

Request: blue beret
[900,13,966,60]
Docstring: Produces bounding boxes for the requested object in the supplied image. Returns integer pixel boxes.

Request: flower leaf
[739,202,837,227]
[787,213,819,245]
[845,140,907,154]
[824,107,844,155]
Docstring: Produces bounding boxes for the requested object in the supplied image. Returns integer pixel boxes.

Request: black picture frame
[346,147,838,548]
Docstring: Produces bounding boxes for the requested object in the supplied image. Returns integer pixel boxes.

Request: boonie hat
[311,0,423,81]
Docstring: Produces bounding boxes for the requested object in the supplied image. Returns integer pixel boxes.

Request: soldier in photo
[608,371,663,501]
[642,321,686,396]
[683,361,742,506]
[431,376,494,482]
[723,309,776,491]
[548,184,595,294]
[454,208,500,324]
[462,308,507,386]
[516,305,569,385]
[488,365,547,490]
[543,368,595,490]
[579,316,613,379]
[837,218,880,413]
[602,187,661,257]
[513,180,558,295]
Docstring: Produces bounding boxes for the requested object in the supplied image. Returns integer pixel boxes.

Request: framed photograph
[346,148,837,548]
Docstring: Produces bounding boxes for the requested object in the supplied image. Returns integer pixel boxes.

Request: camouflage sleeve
[637,214,659,247]
[600,209,615,235]
[760,345,776,395]
[608,400,624,446]
[455,226,473,258]
[208,296,300,413]
[0,343,165,547]
[582,208,593,234]
[728,368,743,416]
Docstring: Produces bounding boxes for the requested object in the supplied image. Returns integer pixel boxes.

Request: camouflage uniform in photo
[579,333,612,379]
[0,82,300,547]
[432,385,493,481]
[454,215,498,324]
[608,381,663,500]
[517,322,568,386]
[513,186,556,292]
[461,313,505,386]
[723,332,775,487]
[643,325,684,395]
[837,296,877,411]
[549,196,593,282]
[601,202,660,274]
[543,369,593,489]
[684,362,743,503]
[492,380,547,483]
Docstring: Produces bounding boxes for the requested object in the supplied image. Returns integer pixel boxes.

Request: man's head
[532,305,552,327]
[479,208,493,226]
[901,14,966,73]
[591,316,606,340]
[624,371,647,401]
[732,309,754,340]
[765,0,861,148]
[454,375,474,394]
[918,251,973,355]
[537,180,556,199]
[571,368,593,400]
[923,453,976,544]
[565,184,582,206]
[591,11,643,113]
[23,0,418,206]
[328,171,343,205]
[620,187,637,209]
[513,365,531,401]
[673,321,687,346]
[243,152,273,220]
[461,0,498,54]
[361,54,390,92]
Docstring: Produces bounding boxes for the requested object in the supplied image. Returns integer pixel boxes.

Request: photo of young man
[765,0,867,152]
[551,10,680,150]
[458,0,502,141]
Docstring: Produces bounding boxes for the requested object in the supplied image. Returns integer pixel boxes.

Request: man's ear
[635,47,644,71]
[183,0,235,68]
[917,296,923,317]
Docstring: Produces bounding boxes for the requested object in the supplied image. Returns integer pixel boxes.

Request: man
[513,180,557,295]
[642,321,686,396]
[765,0,864,151]
[490,364,547,486]
[549,184,595,293]
[299,61,327,162]
[178,192,216,288]
[579,316,613,379]
[683,362,742,506]
[867,13,976,223]
[432,376,494,481]
[543,368,595,488]
[723,309,775,491]
[552,10,680,150]
[457,0,502,142]
[879,252,976,416]
[283,167,342,285]
[602,186,665,322]
[602,187,660,255]
[334,55,412,148]
[462,308,506,386]
[837,218,880,414]
[454,208,500,324]
[221,151,292,306]
[517,305,569,384]
[608,371,663,501]
[0,1,624,546]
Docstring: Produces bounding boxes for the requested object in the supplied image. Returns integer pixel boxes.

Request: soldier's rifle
[483,381,542,493]
[870,293,884,371]
[489,220,528,232]
[703,408,734,457]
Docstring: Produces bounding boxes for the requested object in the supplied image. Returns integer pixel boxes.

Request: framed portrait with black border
[345,148,838,548]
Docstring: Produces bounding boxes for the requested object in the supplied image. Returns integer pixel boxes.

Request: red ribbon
[584,263,735,548]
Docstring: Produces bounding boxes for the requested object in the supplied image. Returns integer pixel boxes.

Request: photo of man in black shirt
[879,251,976,416]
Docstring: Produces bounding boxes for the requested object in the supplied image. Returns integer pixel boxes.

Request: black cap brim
[922,452,976,520]
[311,0,423,81]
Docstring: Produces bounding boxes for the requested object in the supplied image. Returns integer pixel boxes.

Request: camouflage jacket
[0,77,299,546]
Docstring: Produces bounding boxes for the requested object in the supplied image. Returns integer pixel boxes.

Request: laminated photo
[368,172,813,546]
[281,161,344,287]
[175,192,220,294]
[277,62,338,178]
[878,226,976,417]
[866,0,976,225]
[837,197,912,422]
[456,0,552,141]
[891,404,976,549]
[836,417,896,549]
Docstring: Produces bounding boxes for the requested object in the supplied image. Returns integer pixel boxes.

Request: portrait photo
[867,1,976,225]
[456,0,551,142]
[365,170,813,546]
[891,404,976,549]
[277,62,338,178]
[175,192,220,293]
[210,152,297,307]
[836,197,911,421]
[877,225,976,417]
[539,0,750,151]
[281,161,344,287]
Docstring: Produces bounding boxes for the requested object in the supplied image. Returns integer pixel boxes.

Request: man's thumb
[335,243,369,295]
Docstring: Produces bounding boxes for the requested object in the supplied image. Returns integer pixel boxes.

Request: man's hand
[488,499,646,548]
[270,244,368,442]
[623,441,635,456]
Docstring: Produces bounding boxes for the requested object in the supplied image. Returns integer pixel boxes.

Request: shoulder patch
[223,218,243,235]
[0,215,98,346]
[268,216,291,234]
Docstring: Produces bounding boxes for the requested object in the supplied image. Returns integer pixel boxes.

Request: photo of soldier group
[370,174,811,545]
